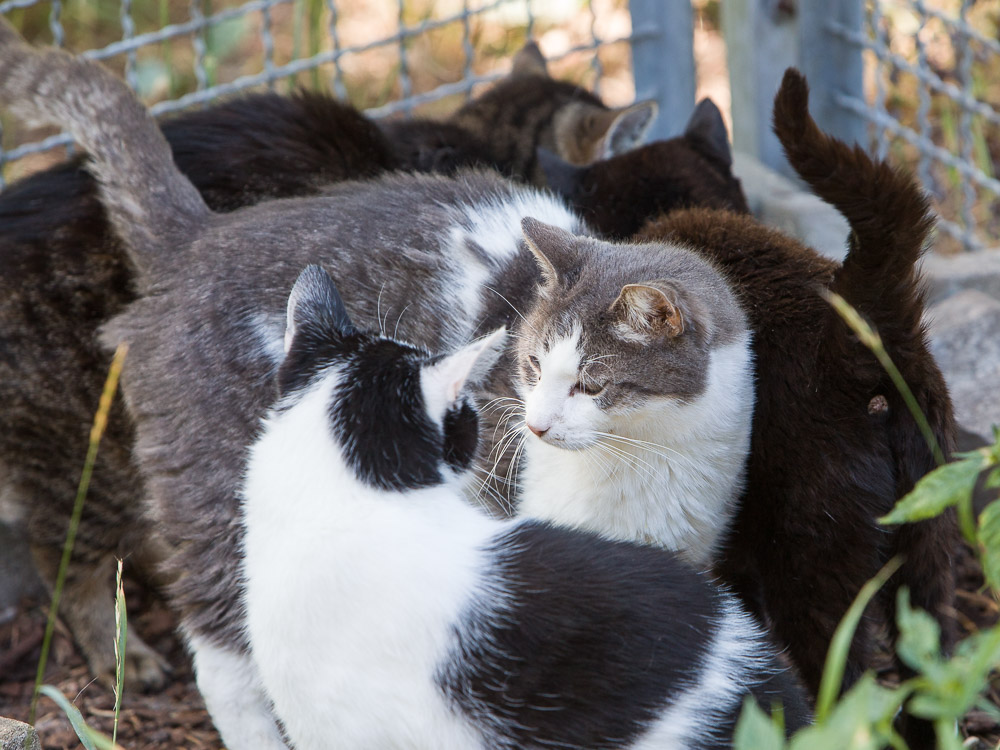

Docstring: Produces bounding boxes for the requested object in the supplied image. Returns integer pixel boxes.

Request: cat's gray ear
[284,265,355,353]
[537,147,586,199]
[510,41,548,78]
[598,100,659,158]
[521,217,577,287]
[423,327,507,408]
[684,98,732,167]
[610,281,686,340]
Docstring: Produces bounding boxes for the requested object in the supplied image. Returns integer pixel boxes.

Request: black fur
[442,401,479,473]
[439,521,812,749]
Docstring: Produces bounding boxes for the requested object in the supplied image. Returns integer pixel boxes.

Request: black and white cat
[0,23,753,746]
[242,264,809,750]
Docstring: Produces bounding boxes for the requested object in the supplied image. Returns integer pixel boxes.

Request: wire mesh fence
[830,0,1000,251]
[0,0,658,187]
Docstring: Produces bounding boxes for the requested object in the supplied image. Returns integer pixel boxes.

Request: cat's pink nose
[527,422,549,438]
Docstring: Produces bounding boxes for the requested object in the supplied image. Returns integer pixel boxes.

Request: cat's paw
[124,634,172,692]
[91,632,172,693]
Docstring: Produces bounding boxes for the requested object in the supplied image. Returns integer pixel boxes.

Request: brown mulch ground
[1,545,998,750]
[0,582,222,750]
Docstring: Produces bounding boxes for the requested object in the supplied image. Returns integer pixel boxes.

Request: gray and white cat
[0,23,753,747]
[243,263,809,750]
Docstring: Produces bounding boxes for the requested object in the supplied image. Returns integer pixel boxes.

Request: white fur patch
[186,635,288,750]
[457,190,579,264]
[632,595,776,749]
[518,334,755,567]
[249,312,287,368]
[242,375,498,750]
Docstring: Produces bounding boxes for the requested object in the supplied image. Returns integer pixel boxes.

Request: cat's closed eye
[570,379,605,397]
[524,354,542,384]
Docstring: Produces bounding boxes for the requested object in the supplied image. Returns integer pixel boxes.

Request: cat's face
[277,265,505,492]
[513,219,747,451]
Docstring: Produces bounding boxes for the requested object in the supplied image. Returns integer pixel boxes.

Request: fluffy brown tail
[0,19,209,285]
[773,69,934,353]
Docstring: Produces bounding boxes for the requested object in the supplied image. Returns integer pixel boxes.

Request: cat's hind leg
[30,543,170,691]
[187,635,288,750]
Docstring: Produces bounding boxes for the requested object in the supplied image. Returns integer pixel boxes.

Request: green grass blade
[823,291,945,467]
[38,686,121,750]
[113,558,127,746]
[29,343,129,724]
[815,557,904,722]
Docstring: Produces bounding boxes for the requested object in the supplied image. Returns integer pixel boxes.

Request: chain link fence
[830,0,999,251]
[0,0,697,187]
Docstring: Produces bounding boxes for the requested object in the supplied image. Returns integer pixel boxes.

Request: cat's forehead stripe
[538,326,583,380]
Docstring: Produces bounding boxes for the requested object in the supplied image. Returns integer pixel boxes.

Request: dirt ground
[1,542,998,750]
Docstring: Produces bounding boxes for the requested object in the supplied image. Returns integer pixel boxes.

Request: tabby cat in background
[0,32,654,691]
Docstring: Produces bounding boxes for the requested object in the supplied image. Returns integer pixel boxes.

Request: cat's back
[161,91,398,208]
[439,520,811,750]
[639,207,836,330]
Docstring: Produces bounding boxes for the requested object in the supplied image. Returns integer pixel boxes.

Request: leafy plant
[735,296,1000,749]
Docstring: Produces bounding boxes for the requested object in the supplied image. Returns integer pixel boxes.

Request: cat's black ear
[610,281,686,340]
[284,264,355,353]
[537,147,586,199]
[510,41,548,78]
[521,217,578,287]
[684,98,732,168]
[423,327,507,408]
[598,100,659,158]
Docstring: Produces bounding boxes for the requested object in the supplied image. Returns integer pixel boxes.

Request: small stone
[926,290,1000,439]
[920,249,1000,306]
[0,716,40,750]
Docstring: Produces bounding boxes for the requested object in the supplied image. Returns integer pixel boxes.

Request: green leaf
[895,588,942,673]
[790,675,906,750]
[733,697,787,750]
[38,686,119,750]
[815,558,903,722]
[906,625,1000,720]
[934,718,964,750]
[985,467,1000,491]
[978,500,1000,591]
[879,457,983,525]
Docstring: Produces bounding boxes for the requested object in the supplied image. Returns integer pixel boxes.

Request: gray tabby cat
[0,23,753,748]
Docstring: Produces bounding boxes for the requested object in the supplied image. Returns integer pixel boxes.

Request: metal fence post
[797,0,866,149]
[629,0,695,140]
[721,0,798,175]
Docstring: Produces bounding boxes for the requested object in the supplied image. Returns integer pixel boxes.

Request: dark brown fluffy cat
[538,97,750,238]
[542,69,958,721]
[0,41,650,690]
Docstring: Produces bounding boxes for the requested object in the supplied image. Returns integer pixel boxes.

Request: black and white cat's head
[514,218,751,453]
[269,265,505,492]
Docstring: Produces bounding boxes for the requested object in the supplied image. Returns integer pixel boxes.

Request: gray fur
[0,23,207,285]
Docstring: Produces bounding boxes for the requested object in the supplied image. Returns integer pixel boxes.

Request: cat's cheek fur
[518,336,754,567]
